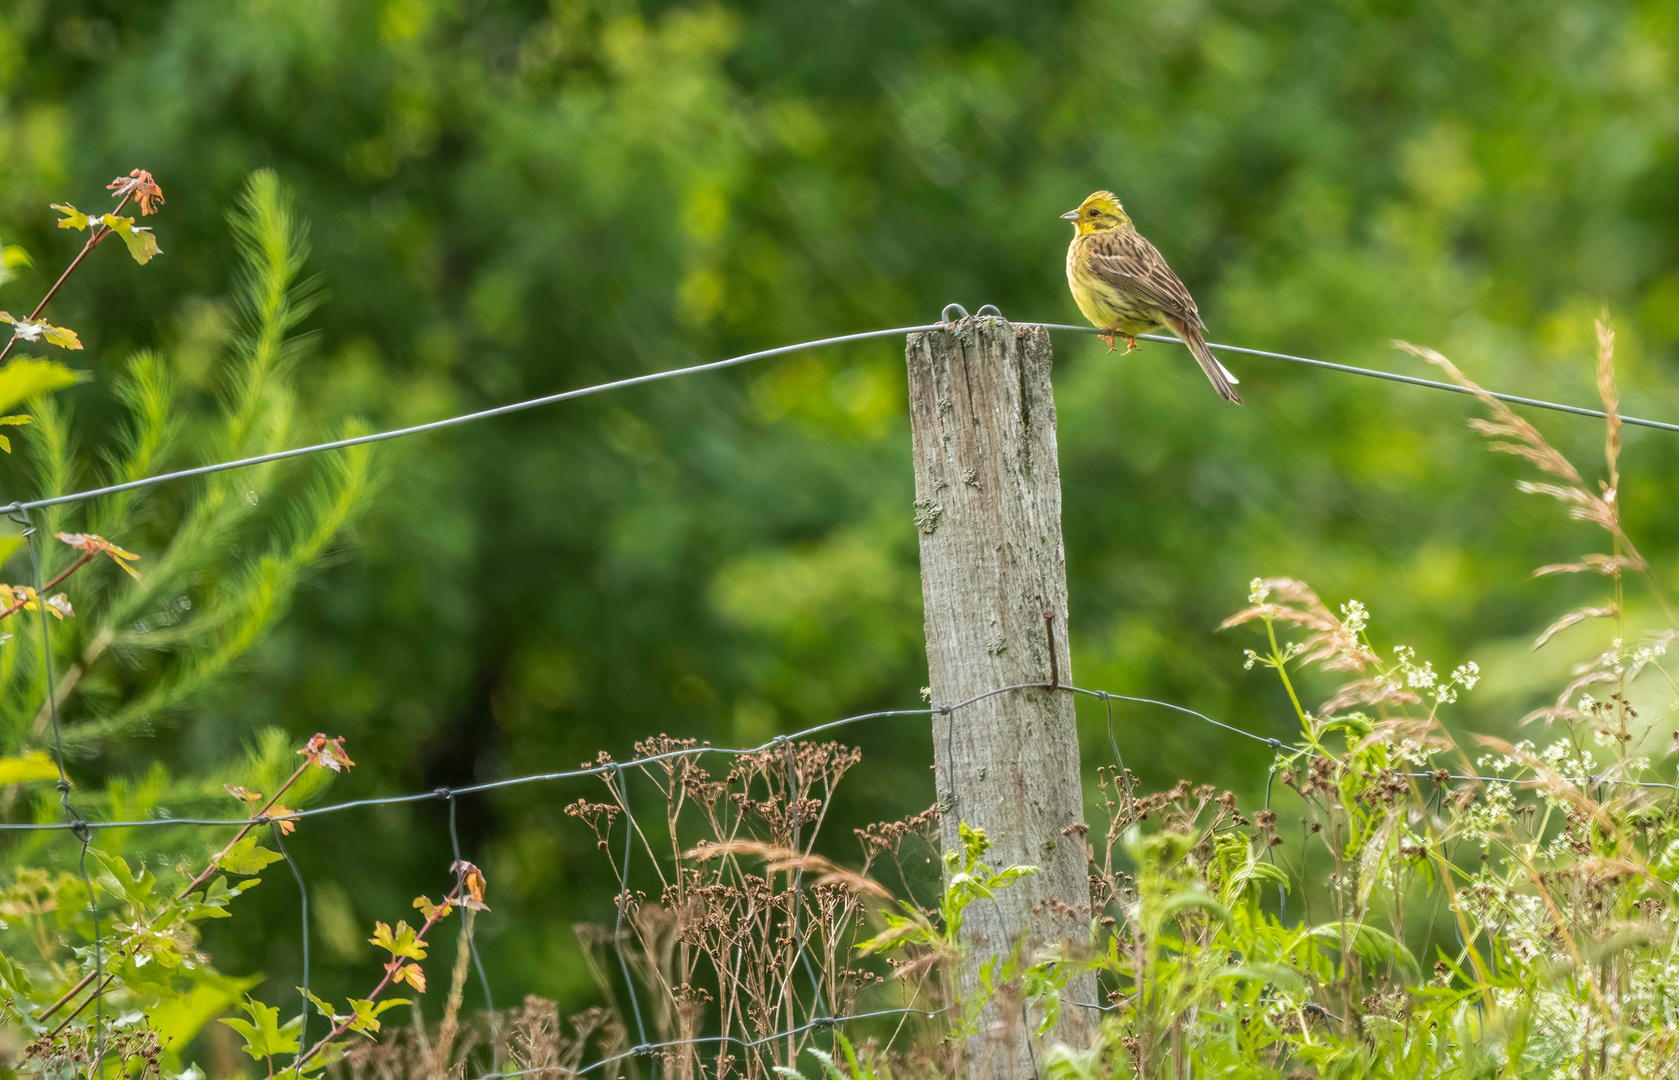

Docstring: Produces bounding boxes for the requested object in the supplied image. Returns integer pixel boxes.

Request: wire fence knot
[434,786,454,800]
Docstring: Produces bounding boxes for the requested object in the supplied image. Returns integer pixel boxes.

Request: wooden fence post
[906,315,1096,1078]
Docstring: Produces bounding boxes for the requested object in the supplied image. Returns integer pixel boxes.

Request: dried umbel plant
[559,737,940,1079]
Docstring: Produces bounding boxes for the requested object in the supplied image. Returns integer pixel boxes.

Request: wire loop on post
[940,303,969,323]
[976,304,1002,318]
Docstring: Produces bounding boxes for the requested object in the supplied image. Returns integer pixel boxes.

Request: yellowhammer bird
[1063,191,1241,404]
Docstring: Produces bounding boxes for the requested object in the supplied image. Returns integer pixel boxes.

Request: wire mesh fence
[2,310,1672,1077]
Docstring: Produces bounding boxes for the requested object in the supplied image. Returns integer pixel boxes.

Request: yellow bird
[1063,191,1241,404]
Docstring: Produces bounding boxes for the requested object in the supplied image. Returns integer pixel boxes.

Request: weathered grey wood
[906,317,1096,1079]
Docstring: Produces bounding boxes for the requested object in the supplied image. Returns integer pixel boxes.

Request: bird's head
[1061,191,1132,235]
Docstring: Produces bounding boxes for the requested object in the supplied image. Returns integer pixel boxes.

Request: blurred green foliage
[2,0,1677,1041]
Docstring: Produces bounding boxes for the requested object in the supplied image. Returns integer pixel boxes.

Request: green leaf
[148,971,261,1072]
[50,203,95,231]
[0,357,82,414]
[301,989,345,1024]
[1308,921,1421,978]
[220,996,301,1060]
[217,835,285,876]
[345,997,410,1035]
[0,948,35,998]
[0,752,59,787]
[181,875,256,920]
[40,322,81,350]
[1154,886,1233,928]
[103,215,162,265]
[1216,962,1307,996]
[0,413,29,453]
[93,849,157,909]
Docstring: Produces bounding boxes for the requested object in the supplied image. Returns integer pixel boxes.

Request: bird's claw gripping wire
[1097,329,1137,354]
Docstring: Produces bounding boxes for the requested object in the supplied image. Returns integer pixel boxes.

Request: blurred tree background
[2,0,1677,1051]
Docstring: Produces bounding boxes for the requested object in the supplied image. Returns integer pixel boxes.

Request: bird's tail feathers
[1165,316,1242,405]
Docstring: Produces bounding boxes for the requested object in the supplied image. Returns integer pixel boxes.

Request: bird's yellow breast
[1066,236,1156,333]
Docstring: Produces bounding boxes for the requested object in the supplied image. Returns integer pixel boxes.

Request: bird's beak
[1059,209,1081,221]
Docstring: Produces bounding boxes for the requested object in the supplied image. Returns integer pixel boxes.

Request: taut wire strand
[3,325,942,513]
[1033,322,1679,433]
[1,317,1669,518]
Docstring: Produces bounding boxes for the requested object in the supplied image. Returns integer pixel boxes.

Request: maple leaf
[56,532,143,579]
[368,920,427,961]
[219,835,285,875]
[299,733,355,771]
[220,996,301,1060]
[108,169,165,215]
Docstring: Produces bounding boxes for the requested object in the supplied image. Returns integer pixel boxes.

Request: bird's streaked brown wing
[1086,230,1204,329]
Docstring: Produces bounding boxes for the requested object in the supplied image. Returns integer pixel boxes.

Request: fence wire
[4,310,1673,1077]
[5,308,1672,519]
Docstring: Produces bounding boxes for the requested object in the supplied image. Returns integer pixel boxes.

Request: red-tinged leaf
[387,962,427,993]
[56,532,144,579]
[108,169,165,215]
[226,784,264,805]
[269,804,298,835]
[413,895,454,921]
[451,859,490,910]
[368,920,427,960]
[299,733,355,771]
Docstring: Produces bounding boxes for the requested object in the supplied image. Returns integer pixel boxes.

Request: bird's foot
[1098,330,1117,353]
[1121,334,1138,354]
